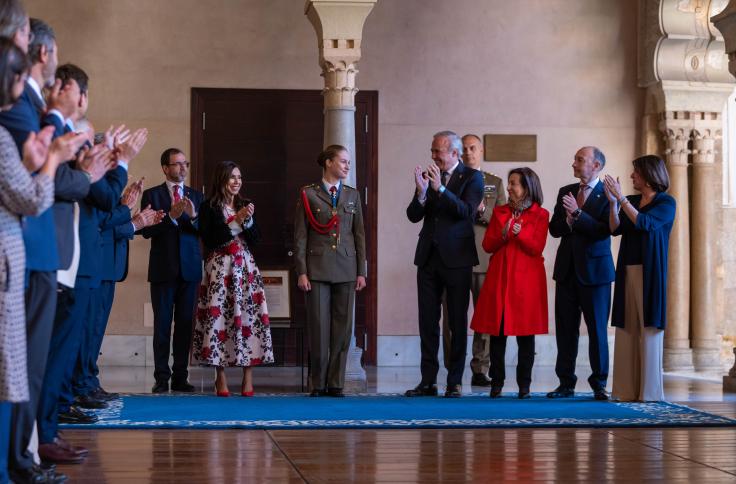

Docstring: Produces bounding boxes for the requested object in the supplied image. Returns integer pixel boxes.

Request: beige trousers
[611,265,665,402]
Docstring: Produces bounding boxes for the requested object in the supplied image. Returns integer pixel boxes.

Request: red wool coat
[470,202,549,336]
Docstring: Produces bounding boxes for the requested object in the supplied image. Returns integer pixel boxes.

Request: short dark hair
[160,148,184,166]
[633,155,669,193]
[508,167,544,205]
[0,37,30,106]
[28,18,54,64]
[56,63,88,94]
[462,133,482,144]
[317,144,348,168]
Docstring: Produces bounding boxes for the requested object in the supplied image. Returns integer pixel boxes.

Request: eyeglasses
[28,31,34,44]
[167,162,190,168]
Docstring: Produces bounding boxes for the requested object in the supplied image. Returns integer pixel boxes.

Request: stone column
[691,113,724,370]
[305,0,377,391]
[660,112,694,370]
[712,0,736,392]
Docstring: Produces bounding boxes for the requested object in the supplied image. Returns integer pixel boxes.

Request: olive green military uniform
[294,182,367,391]
[442,171,506,375]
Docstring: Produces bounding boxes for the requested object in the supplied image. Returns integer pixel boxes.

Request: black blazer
[139,183,204,283]
[198,200,260,256]
[406,162,484,268]
[549,181,615,285]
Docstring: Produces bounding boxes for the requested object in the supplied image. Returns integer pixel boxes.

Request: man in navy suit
[0,20,111,475]
[547,146,615,401]
[140,148,203,393]
[405,131,484,398]
[72,177,163,402]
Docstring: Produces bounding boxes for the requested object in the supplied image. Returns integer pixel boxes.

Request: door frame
[189,88,379,365]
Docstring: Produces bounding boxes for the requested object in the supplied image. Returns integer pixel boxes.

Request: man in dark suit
[0,20,110,477]
[140,148,203,393]
[547,146,615,401]
[72,176,163,402]
[405,131,484,398]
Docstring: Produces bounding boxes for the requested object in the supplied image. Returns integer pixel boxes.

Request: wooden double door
[190,89,378,365]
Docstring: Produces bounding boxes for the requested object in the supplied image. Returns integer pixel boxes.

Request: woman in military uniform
[294,145,367,397]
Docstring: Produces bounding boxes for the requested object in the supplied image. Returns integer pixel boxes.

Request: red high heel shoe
[215,379,230,397]
[241,389,254,397]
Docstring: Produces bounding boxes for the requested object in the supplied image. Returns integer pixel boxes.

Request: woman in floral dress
[192,160,273,396]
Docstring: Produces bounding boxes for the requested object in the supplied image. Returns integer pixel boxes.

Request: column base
[724,375,736,393]
[344,340,367,393]
[692,347,722,371]
[663,347,693,371]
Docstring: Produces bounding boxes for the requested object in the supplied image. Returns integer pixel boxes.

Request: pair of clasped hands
[413,163,444,195]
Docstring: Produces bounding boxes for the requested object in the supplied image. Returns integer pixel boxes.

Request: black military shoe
[471,373,493,387]
[326,387,345,398]
[593,388,610,401]
[170,380,195,392]
[444,384,462,398]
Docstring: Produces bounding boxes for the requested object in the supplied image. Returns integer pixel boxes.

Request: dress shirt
[166,180,185,225]
[28,77,64,126]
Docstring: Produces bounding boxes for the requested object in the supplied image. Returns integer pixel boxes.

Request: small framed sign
[260,269,291,320]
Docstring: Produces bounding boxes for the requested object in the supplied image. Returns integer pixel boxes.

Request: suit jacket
[139,183,203,283]
[549,181,615,286]
[473,171,506,273]
[74,166,127,287]
[0,82,90,272]
[294,183,367,283]
[99,204,133,282]
[406,162,484,269]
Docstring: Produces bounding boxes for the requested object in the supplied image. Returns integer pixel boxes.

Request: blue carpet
[61,393,736,429]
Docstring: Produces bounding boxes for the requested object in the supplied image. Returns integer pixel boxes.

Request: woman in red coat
[470,167,549,399]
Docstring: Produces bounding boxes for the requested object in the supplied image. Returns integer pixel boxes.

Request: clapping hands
[603,175,623,203]
[169,196,197,220]
[234,203,255,225]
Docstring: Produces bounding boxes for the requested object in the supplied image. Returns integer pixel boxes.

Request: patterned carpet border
[61,393,736,430]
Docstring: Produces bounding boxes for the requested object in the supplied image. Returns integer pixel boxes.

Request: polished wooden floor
[54,367,736,483]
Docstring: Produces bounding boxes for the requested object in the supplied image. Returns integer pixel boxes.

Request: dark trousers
[150,279,198,383]
[554,275,611,391]
[489,320,535,389]
[0,402,10,483]
[72,281,115,396]
[37,279,91,444]
[305,281,355,390]
[417,249,472,387]
[9,271,56,471]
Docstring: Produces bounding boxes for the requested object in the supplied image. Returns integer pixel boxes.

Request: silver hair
[433,130,462,158]
[582,145,606,169]
[0,0,27,39]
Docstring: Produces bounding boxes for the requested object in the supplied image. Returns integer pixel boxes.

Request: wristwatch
[572,208,582,219]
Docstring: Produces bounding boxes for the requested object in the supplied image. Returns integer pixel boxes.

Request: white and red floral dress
[192,204,274,367]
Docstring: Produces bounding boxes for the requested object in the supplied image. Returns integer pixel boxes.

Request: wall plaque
[483,134,537,162]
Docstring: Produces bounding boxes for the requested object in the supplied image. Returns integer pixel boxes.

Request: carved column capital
[305,0,377,109]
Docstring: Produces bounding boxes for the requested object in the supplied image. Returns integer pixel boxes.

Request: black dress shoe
[489,386,503,398]
[404,383,438,397]
[471,373,493,387]
[326,387,345,398]
[593,389,610,401]
[171,380,195,392]
[91,387,119,401]
[152,380,169,393]
[546,386,574,398]
[74,394,108,409]
[309,389,325,397]
[444,384,462,398]
[518,387,531,399]
[57,406,98,424]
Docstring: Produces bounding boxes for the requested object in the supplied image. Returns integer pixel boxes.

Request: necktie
[329,186,337,208]
[441,171,449,186]
[173,185,181,203]
[576,184,589,208]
